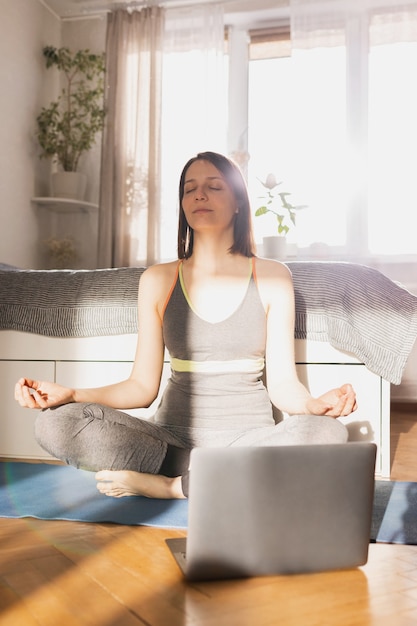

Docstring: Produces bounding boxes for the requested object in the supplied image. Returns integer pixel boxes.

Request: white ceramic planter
[263,236,287,260]
[51,172,87,200]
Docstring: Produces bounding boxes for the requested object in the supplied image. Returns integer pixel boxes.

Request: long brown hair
[177,151,257,259]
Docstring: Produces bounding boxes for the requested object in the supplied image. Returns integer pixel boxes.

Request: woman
[14,152,356,499]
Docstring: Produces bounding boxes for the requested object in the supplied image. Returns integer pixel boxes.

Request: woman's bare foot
[95,470,185,499]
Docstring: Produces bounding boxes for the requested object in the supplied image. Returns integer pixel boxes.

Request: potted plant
[255,173,307,259]
[36,46,106,200]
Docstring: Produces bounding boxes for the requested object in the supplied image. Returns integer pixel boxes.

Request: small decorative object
[255,174,307,259]
[36,46,106,200]
[45,236,78,268]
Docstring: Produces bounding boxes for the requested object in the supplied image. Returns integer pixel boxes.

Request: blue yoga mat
[1,462,416,543]
[0,462,188,529]
[373,480,417,545]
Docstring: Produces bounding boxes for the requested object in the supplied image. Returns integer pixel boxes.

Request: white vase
[51,172,87,200]
[263,236,287,260]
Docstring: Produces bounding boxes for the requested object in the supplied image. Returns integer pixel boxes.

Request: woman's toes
[95,470,112,481]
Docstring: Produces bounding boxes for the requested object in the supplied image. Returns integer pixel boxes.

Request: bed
[1,261,417,477]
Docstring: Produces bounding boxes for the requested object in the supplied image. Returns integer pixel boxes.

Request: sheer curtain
[98,4,225,267]
[98,8,164,268]
[159,4,226,261]
[289,0,417,256]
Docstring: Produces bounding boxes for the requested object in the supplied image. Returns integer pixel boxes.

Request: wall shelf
[32,197,98,214]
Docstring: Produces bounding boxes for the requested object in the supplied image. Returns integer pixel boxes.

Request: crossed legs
[35,404,348,500]
[35,402,190,498]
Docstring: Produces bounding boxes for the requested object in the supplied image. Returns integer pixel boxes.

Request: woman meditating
[14,151,356,499]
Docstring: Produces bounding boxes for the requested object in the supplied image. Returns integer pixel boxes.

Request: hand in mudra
[14,378,74,409]
[307,383,357,418]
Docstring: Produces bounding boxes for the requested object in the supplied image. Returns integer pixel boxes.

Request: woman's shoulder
[139,260,180,302]
[253,256,294,311]
[254,256,292,282]
[142,260,179,280]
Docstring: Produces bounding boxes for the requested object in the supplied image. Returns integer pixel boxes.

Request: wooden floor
[1,402,416,626]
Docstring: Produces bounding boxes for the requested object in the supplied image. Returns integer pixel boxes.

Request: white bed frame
[0,330,390,477]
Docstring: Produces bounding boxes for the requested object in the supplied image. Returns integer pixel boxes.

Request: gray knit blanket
[1,262,416,384]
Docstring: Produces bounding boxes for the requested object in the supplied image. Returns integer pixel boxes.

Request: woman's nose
[195,186,207,200]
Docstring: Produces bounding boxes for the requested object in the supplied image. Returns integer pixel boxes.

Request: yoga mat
[371,480,417,545]
[1,463,416,543]
[0,462,188,529]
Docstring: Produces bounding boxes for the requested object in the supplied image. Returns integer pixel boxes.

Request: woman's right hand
[14,378,75,409]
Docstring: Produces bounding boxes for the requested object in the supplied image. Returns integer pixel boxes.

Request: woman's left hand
[306,383,357,418]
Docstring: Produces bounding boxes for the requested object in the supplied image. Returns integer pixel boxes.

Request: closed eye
[184,185,222,194]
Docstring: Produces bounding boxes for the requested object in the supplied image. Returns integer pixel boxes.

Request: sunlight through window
[246,15,417,259]
[248,48,347,253]
[368,41,417,255]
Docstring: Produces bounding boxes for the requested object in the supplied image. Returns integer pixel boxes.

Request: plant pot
[51,172,87,200]
[263,236,287,260]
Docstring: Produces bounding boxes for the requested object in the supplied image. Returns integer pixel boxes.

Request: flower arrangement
[45,236,77,268]
[255,174,307,236]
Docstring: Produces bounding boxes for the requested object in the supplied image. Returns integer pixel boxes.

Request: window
[158,5,417,261]
[244,11,417,259]
[248,36,347,254]
[368,37,417,255]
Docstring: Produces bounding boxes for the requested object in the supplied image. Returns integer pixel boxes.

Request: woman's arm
[14,264,173,411]
[257,259,357,417]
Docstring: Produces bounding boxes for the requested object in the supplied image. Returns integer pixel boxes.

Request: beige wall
[0,0,105,269]
[0,0,60,268]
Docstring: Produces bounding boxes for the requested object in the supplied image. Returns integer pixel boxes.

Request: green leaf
[37,46,106,171]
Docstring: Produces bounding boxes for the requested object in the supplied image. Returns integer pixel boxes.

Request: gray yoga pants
[34,403,349,497]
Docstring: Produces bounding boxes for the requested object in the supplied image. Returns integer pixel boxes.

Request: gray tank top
[154,258,274,446]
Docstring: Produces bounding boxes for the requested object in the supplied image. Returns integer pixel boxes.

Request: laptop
[166,443,376,581]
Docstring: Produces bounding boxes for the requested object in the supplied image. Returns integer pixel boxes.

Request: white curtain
[98,8,164,268]
[290,0,417,49]
[159,4,226,261]
[289,0,417,256]
[97,4,225,267]
[163,3,226,155]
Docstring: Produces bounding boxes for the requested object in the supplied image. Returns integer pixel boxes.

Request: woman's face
[181,159,238,234]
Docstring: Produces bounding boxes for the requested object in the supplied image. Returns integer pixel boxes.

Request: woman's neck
[188,231,237,269]
[183,250,250,283]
